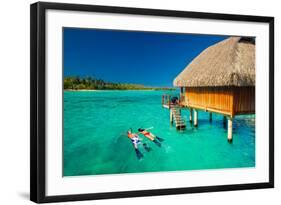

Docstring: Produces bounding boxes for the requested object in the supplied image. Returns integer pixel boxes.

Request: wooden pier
[162,93,239,141]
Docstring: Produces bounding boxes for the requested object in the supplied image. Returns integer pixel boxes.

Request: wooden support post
[168,96,170,109]
[189,108,193,123]
[180,87,183,97]
[209,113,212,122]
[223,116,227,128]
[170,109,173,125]
[227,117,233,143]
[194,109,198,127]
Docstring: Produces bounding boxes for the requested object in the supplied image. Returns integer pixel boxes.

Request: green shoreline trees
[64,76,175,90]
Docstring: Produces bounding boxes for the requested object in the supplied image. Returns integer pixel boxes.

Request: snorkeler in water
[138,128,164,147]
[127,129,151,159]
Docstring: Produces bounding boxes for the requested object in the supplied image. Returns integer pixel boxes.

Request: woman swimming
[138,128,164,147]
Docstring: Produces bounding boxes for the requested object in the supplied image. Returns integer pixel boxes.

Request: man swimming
[127,129,141,149]
[138,128,164,147]
[127,129,151,159]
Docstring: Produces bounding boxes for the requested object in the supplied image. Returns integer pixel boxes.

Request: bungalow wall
[233,86,255,115]
[182,86,255,117]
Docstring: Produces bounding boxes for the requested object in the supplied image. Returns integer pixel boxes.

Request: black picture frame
[30,1,274,203]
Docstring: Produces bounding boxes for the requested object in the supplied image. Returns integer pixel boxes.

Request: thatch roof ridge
[173,37,255,87]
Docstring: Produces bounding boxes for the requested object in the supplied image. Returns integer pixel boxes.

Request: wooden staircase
[171,106,186,130]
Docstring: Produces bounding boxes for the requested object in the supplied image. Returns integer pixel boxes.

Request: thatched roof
[173,37,255,87]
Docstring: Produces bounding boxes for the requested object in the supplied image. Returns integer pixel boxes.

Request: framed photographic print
[30,2,274,203]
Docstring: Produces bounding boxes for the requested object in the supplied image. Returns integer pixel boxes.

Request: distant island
[64,76,175,91]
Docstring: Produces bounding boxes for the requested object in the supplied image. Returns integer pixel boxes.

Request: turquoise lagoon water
[63,90,255,176]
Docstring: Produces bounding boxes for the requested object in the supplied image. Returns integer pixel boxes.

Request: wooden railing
[162,94,182,109]
[162,94,171,108]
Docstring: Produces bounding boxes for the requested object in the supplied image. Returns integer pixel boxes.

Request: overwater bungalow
[163,37,255,142]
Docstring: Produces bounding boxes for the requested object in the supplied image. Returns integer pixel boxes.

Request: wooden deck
[161,91,246,142]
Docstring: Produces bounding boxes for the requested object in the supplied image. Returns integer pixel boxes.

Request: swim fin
[153,140,161,147]
[135,149,144,159]
[143,143,151,152]
[156,136,164,142]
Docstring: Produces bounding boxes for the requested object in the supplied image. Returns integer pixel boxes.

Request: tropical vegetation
[64,76,175,90]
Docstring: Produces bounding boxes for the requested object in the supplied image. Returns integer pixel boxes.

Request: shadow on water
[99,104,117,108]
[118,99,138,103]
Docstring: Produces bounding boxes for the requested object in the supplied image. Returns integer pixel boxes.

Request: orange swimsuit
[142,131,150,136]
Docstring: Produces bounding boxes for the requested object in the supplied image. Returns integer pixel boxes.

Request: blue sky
[63,28,227,87]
